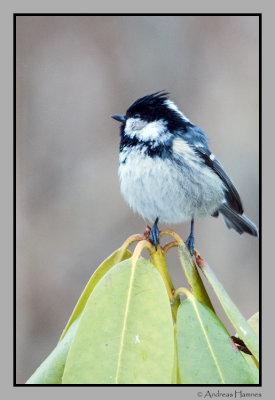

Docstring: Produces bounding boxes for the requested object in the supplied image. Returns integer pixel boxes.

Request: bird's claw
[150,218,159,250]
[185,234,195,256]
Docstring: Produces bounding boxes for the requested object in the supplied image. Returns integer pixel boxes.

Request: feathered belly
[118,150,225,223]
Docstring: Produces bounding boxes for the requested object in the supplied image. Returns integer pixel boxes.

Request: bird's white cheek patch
[125,118,169,142]
[138,121,168,141]
[124,118,146,138]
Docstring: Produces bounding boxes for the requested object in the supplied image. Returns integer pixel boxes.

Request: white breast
[118,147,226,224]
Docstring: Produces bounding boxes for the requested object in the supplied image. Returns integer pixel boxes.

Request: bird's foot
[185,233,195,256]
[150,217,159,250]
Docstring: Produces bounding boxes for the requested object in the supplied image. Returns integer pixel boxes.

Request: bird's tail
[219,203,258,236]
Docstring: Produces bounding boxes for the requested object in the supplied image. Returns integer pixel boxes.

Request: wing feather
[194,148,244,214]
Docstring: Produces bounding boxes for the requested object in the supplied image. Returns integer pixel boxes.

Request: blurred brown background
[16,15,259,384]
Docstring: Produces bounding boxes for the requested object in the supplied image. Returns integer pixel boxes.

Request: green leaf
[26,317,80,384]
[177,293,257,384]
[247,312,259,337]
[171,326,182,384]
[178,245,214,311]
[59,247,132,341]
[196,254,259,362]
[235,312,259,376]
[150,246,180,321]
[238,348,259,381]
[62,258,174,384]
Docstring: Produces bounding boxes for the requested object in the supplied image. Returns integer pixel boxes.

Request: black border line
[258,13,262,388]
[14,13,261,16]
[13,11,17,389]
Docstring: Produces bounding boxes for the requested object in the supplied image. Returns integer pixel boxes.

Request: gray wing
[194,147,244,214]
[175,124,243,214]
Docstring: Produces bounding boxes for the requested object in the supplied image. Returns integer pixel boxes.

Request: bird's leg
[150,217,160,250]
[185,218,195,256]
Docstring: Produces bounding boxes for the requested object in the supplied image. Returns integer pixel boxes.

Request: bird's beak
[111,114,126,123]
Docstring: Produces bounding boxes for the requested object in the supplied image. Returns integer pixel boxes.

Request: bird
[112,91,258,255]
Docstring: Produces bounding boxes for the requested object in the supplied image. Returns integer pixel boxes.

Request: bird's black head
[125,91,170,122]
[112,91,193,134]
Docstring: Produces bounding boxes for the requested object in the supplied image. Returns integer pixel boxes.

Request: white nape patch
[125,118,169,142]
[209,153,215,161]
[164,99,190,122]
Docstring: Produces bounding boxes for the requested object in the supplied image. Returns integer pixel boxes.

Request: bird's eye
[133,113,141,119]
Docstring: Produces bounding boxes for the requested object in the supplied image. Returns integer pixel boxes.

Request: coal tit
[112,91,258,254]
